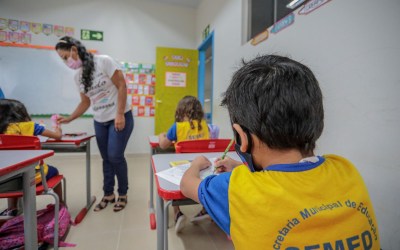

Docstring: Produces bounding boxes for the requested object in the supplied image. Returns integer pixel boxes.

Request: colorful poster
[42,24,53,36]
[132,95,140,105]
[65,27,74,36]
[165,72,187,87]
[145,96,153,106]
[125,73,134,83]
[54,25,65,37]
[9,32,20,42]
[138,74,147,84]
[151,75,156,85]
[132,84,138,94]
[149,86,155,95]
[137,106,145,117]
[21,33,31,44]
[137,85,144,95]
[141,64,155,74]
[132,106,138,116]
[150,107,155,117]
[8,20,19,31]
[0,18,8,30]
[20,21,30,32]
[0,31,7,42]
[31,23,42,34]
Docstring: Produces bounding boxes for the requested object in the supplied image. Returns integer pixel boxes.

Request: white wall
[196,0,400,249]
[0,0,197,154]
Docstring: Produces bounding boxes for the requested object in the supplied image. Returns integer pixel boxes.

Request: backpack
[0,204,76,249]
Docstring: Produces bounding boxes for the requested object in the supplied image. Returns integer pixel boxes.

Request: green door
[155,47,198,134]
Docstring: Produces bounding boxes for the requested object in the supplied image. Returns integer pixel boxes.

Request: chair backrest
[207,124,220,139]
[0,134,41,150]
[175,139,235,153]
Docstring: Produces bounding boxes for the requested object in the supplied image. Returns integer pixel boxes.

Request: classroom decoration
[271,13,295,34]
[120,61,156,117]
[298,0,332,15]
[0,17,75,44]
[20,21,30,32]
[8,19,19,31]
[0,31,7,42]
[54,25,65,37]
[42,24,53,36]
[31,22,42,34]
[251,29,269,46]
[0,18,7,30]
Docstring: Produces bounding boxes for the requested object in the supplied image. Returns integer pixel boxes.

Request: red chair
[0,134,66,249]
[174,139,235,153]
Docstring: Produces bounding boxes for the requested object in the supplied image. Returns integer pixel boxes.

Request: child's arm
[41,127,62,140]
[180,155,211,203]
[158,132,173,149]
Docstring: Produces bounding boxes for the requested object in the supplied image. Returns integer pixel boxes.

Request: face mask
[65,50,82,69]
[235,143,256,172]
[234,127,257,172]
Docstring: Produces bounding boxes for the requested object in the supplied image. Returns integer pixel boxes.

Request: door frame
[197,31,214,123]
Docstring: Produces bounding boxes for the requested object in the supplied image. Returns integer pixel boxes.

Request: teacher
[55,36,133,212]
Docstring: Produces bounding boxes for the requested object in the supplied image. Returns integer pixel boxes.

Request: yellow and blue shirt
[198,154,380,250]
[166,120,209,142]
[4,121,58,184]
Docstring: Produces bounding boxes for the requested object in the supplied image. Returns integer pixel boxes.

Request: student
[0,99,64,218]
[180,55,381,249]
[158,95,210,233]
[55,36,133,212]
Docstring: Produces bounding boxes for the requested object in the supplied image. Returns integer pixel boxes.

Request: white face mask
[65,49,82,70]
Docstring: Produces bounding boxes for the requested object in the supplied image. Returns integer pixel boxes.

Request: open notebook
[156,157,217,186]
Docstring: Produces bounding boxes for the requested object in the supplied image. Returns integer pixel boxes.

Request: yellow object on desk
[169,160,191,167]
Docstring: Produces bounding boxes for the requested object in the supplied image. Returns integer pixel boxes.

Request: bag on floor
[0,204,76,249]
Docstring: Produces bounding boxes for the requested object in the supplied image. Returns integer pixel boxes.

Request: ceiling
[146,0,202,8]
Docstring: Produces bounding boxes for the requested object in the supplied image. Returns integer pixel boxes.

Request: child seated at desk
[0,99,64,218]
[181,55,381,249]
[158,95,210,233]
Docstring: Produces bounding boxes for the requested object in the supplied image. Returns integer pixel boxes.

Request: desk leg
[86,140,96,209]
[156,194,164,250]
[149,147,156,230]
[164,200,172,250]
[75,141,96,224]
[22,165,38,249]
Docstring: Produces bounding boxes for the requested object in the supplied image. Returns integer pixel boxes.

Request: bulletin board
[121,62,156,117]
[0,45,88,116]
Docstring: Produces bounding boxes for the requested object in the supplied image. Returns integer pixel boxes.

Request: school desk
[41,134,95,224]
[0,150,54,249]
[152,151,240,250]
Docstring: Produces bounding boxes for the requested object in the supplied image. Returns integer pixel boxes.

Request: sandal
[113,196,127,212]
[93,195,115,212]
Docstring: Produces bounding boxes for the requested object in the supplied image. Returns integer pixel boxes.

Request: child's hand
[191,156,212,171]
[214,156,242,173]
[57,115,71,124]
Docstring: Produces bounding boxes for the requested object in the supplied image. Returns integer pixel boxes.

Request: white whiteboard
[0,46,91,115]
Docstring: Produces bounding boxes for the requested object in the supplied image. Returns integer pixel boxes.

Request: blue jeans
[94,111,134,196]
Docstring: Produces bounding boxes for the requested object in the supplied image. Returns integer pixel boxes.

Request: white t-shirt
[74,55,130,122]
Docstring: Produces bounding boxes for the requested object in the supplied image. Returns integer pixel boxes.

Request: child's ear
[232,124,248,152]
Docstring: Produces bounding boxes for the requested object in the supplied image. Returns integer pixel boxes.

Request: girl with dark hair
[158,95,210,233]
[55,37,134,212]
[0,99,63,218]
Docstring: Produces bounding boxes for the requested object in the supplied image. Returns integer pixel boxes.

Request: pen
[214,138,235,173]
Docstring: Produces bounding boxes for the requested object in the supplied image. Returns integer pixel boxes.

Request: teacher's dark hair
[55,36,94,93]
[221,55,324,156]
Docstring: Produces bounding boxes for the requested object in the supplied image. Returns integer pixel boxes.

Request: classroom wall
[0,0,196,154]
[196,0,400,248]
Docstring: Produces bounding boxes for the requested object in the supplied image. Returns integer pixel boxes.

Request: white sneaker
[190,210,210,223]
[174,211,186,233]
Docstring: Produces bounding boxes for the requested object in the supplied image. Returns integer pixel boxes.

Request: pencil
[214,138,235,173]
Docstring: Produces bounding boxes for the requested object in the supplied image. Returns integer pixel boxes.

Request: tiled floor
[0,153,234,250]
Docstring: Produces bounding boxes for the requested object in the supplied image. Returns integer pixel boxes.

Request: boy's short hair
[221,55,324,155]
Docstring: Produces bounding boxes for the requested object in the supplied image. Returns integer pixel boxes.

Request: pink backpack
[0,204,76,249]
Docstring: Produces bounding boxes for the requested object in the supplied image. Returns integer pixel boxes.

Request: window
[245,0,306,42]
